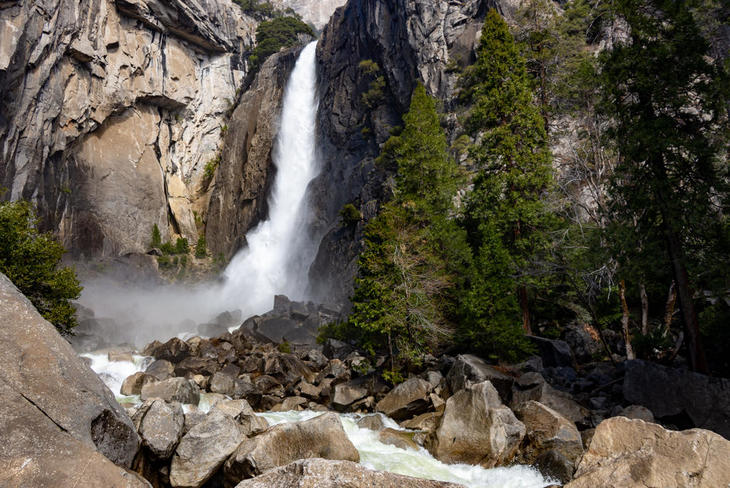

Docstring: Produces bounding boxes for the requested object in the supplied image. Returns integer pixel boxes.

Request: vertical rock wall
[0,0,256,258]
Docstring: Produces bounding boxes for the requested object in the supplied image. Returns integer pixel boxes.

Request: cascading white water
[217,41,321,315]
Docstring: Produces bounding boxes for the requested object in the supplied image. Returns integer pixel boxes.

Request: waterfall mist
[77,42,323,346]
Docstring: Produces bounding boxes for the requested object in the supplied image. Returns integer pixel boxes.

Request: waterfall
[217,41,320,315]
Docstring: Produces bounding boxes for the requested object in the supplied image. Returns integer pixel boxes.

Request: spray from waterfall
[77,42,322,345]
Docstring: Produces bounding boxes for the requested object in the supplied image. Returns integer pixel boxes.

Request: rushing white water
[218,41,321,315]
[86,357,553,488]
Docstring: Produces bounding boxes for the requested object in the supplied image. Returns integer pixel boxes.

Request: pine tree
[599,0,729,373]
[459,9,556,345]
[346,84,469,373]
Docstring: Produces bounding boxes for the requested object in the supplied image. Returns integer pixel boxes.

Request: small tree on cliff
[599,0,729,373]
[346,84,469,374]
[459,9,556,349]
[0,200,82,334]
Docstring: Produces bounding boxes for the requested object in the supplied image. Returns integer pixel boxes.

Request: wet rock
[145,359,175,380]
[379,428,419,450]
[141,378,200,405]
[170,411,245,488]
[623,359,730,438]
[121,372,157,396]
[376,378,432,420]
[138,400,185,460]
[232,458,465,488]
[224,412,359,483]
[401,411,442,434]
[430,381,525,467]
[515,401,583,483]
[566,417,730,488]
[0,273,140,468]
[446,354,514,403]
[357,414,387,431]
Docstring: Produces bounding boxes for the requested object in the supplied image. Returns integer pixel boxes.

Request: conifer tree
[599,0,729,373]
[346,84,469,373]
[459,9,556,345]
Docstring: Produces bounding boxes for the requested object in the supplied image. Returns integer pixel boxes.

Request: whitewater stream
[84,352,554,488]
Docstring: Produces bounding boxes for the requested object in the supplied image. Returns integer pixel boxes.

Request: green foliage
[359,60,386,110]
[249,16,314,75]
[203,155,221,182]
[598,0,729,371]
[175,237,189,255]
[195,235,207,258]
[0,201,82,334]
[159,241,176,255]
[344,84,470,370]
[277,341,292,353]
[457,9,556,359]
[340,204,362,226]
[150,224,162,248]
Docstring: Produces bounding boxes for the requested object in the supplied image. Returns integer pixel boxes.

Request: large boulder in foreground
[0,380,150,488]
[233,458,465,488]
[224,412,359,483]
[623,359,730,438]
[429,381,525,467]
[170,411,245,488]
[0,273,140,468]
[566,417,730,487]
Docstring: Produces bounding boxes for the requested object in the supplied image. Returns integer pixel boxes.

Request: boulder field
[2,271,730,487]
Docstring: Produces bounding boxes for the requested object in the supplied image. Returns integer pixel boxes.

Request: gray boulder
[141,377,200,405]
[512,373,590,428]
[376,377,432,420]
[233,459,465,488]
[170,410,245,488]
[429,381,525,467]
[331,381,368,411]
[515,400,583,482]
[527,336,574,368]
[137,400,185,460]
[121,372,157,396]
[145,359,175,380]
[224,412,359,483]
[0,273,140,468]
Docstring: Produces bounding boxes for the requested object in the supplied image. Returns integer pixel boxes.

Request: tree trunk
[664,281,677,329]
[518,285,532,335]
[640,283,649,335]
[664,229,708,373]
[619,280,635,360]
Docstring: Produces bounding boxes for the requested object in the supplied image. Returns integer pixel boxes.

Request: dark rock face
[308,0,490,303]
[206,46,303,259]
[0,272,141,468]
[623,359,730,439]
[446,354,514,403]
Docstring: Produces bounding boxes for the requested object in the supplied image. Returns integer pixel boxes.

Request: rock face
[429,381,526,468]
[136,400,185,460]
[446,354,514,402]
[224,412,359,482]
[623,359,730,439]
[0,0,256,258]
[308,0,489,302]
[233,458,465,488]
[269,0,348,30]
[170,410,245,488]
[206,46,302,259]
[0,273,140,468]
[566,417,730,488]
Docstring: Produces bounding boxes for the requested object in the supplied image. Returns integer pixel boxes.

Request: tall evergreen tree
[460,9,557,343]
[599,0,729,373]
[345,84,469,374]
